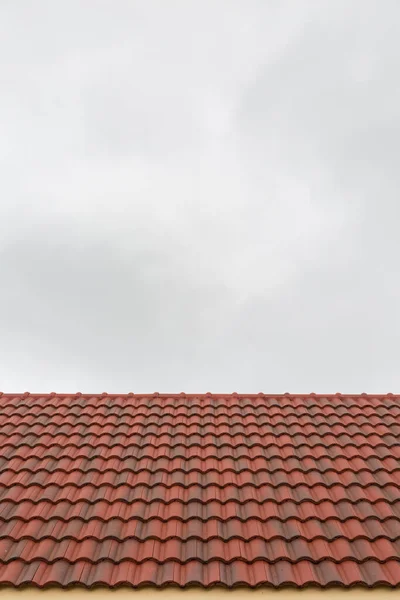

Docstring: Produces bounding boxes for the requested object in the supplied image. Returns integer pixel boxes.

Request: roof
[0,392,399,589]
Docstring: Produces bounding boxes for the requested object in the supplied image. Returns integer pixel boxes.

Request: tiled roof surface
[0,392,400,588]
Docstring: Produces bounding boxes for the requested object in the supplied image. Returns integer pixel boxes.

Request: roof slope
[0,392,399,589]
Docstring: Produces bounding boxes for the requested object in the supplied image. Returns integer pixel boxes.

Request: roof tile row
[1,516,399,542]
[1,499,400,522]
[1,559,400,588]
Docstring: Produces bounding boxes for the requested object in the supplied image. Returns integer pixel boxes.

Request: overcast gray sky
[1,1,400,393]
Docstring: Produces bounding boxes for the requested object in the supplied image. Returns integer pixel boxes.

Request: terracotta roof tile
[0,393,400,588]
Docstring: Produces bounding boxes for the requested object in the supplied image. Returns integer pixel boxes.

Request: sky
[1,1,400,393]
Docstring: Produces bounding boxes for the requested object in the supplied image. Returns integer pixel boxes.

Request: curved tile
[0,393,400,588]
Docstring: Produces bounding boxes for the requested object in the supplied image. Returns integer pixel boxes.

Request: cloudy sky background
[1,1,399,393]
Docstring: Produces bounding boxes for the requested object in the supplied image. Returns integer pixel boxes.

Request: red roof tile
[0,393,400,588]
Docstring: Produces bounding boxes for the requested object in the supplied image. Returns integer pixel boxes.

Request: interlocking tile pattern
[0,392,400,588]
